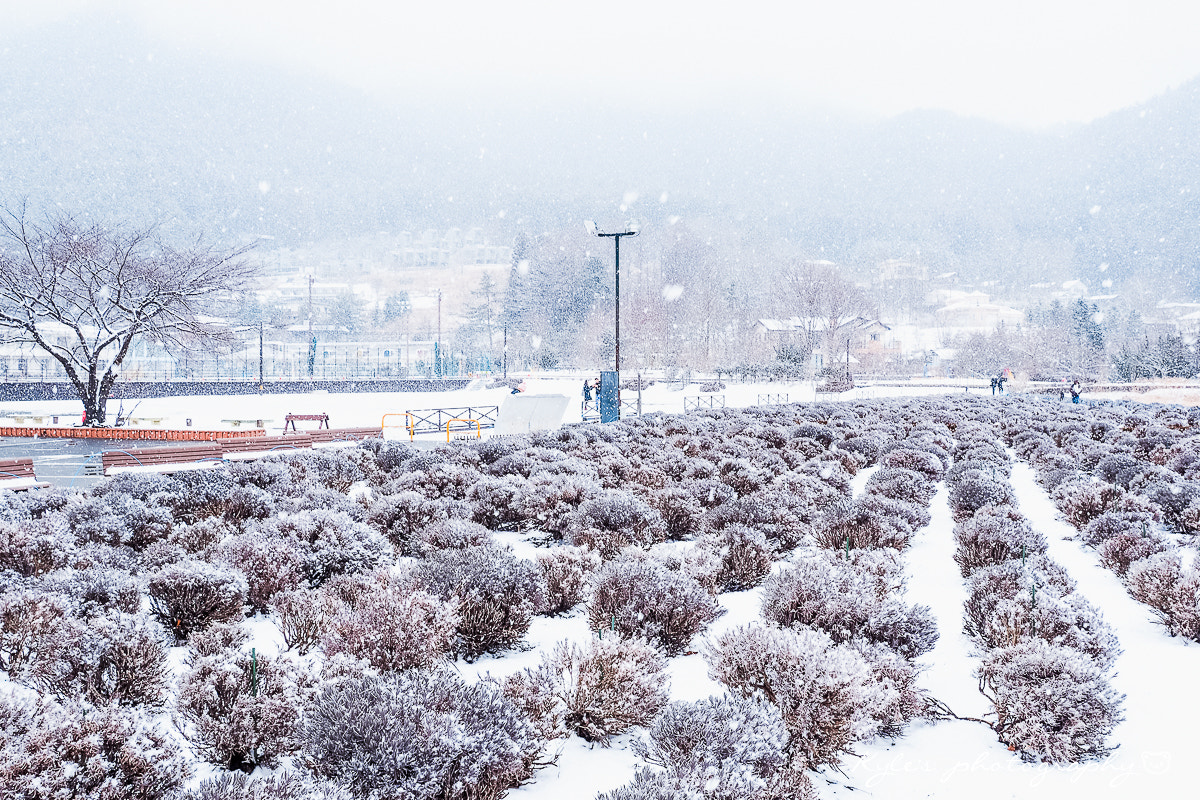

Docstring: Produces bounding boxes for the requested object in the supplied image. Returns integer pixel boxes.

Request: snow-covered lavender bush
[215,530,306,613]
[147,561,248,641]
[857,492,931,534]
[962,585,1121,670]
[366,490,460,553]
[167,516,237,556]
[220,485,277,525]
[864,467,936,506]
[704,490,813,552]
[267,509,392,587]
[1096,528,1171,576]
[160,469,239,523]
[947,472,1017,521]
[614,694,810,800]
[0,695,191,800]
[760,555,937,659]
[468,475,528,530]
[536,545,601,614]
[879,447,945,481]
[1080,510,1158,548]
[1051,479,1144,529]
[1141,480,1200,533]
[270,587,338,654]
[390,462,485,501]
[509,471,599,535]
[281,448,367,493]
[645,486,705,541]
[176,645,311,770]
[411,518,493,555]
[63,496,135,549]
[0,518,71,576]
[586,552,722,656]
[952,504,1046,577]
[49,566,141,617]
[568,489,666,558]
[705,624,888,770]
[185,771,353,800]
[321,580,458,671]
[534,635,670,742]
[714,456,771,495]
[813,498,912,551]
[978,640,1123,762]
[413,543,548,660]
[695,523,775,592]
[848,640,928,735]
[961,557,1075,638]
[33,616,170,706]
[303,670,544,800]
[0,586,79,688]
[1125,552,1200,640]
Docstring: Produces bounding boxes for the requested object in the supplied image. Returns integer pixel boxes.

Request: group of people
[581,377,601,409]
[993,373,1084,404]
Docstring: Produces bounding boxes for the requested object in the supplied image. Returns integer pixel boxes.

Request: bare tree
[782,262,875,378]
[0,208,255,425]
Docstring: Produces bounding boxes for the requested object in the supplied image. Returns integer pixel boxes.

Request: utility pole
[586,221,639,418]
[306,274,315,377]
[258,319,264,389]
[436,289,442,378]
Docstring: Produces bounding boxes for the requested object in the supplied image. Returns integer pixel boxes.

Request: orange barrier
[382,412,417,441]
[445,417,481,441]
[0,426,264,441]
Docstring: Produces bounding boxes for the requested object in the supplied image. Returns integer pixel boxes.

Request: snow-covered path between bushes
[1010,461,1200,795]
[824,465,1199,799]
[823,481,1020,799]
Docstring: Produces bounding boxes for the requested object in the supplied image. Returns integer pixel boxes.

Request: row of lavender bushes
[946,409,1123,762]
[1000,399,1200,640]
[603,402,953,799]
[1,399,949,800]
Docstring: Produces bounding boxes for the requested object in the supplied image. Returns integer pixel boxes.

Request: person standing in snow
[582,379,592,409]
[1070,380,1082,404]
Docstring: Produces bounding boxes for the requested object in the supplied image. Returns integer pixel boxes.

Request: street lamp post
[586,221,639,417]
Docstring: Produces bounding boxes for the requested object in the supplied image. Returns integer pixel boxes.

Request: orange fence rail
[445,417,481,441]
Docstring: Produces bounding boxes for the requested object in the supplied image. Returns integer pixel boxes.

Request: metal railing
[684,395,726,412]
[403,406,499,436]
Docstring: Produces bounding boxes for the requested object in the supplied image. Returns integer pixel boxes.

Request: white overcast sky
[8,0,1200,128]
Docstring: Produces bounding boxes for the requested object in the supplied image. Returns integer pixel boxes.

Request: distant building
[932,291,1023,331]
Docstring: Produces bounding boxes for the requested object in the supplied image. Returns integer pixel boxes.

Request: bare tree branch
[0,206,255,424]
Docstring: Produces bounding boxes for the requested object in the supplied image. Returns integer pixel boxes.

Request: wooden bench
[101,444,225,475]
[283,413,330,432]
[0,457,51,490]
[307,426,384,444]
[221,433,313,459]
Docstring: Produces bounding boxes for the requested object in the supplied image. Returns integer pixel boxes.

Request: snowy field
[1,378,1198,799]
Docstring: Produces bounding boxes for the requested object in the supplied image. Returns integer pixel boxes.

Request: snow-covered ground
[3,379,1198,798]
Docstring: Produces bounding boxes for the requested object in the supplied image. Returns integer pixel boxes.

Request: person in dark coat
[1070,381,1082,403]
[582,379,592,408]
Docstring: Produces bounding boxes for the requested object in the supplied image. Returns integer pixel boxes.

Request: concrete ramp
[496,394,570,436]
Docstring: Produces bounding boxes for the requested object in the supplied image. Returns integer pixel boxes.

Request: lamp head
[584,220,598,236]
